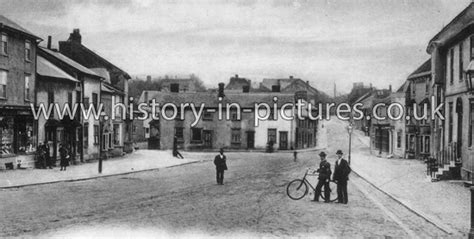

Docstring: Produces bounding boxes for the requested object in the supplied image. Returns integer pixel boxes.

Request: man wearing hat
[333,149,351,204]
[313,151,331,202]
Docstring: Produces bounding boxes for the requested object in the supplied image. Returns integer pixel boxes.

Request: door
[203,130,212,148]
[246,131,255,149]
[279,131,288,150]
[148,120,160,149]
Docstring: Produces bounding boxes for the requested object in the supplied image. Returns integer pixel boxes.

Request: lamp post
[347,122,353,165]
[98,112,107,174]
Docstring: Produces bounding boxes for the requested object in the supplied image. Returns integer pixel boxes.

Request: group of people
[36,142,72,171]
[313,149,351,204]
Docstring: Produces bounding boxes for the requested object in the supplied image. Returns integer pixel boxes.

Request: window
[268,128,277,144]
[92,93,98,111]
[175,108,184,121]
[24,75,30,101]
[449,102,453,143]
[450,48,454,84]
[94,125,99,145]
[1,34,7,55]
[397,131,401,148]
[84,123,89,148]
[231,128,241,144]
[25,40,31,61]
[68,92,73,109]
[175,127,184,141]
[145,127,150,135]
[460,42,464,81]
[425,77,430,95]
[191,127,202,142]
[269,109,276,121]
[108,133,112,148]
[203,111,213,121]
[0,70,6,98]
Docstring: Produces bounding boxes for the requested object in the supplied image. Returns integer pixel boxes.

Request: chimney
[218,82,225,98]
[370,83,373,90]
[289,76,293,79]
[47,36,52,49]
[389,84,392,92]
[235,74,239,78]
[69,29,82,44]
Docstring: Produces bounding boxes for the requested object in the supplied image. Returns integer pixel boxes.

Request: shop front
[0,108,37,169]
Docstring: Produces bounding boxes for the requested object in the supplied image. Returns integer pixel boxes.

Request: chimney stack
[289,75,293,79]
[389,84,392,92]
[218,82,225,98]
[47,36,52,49]
[69,29,82,44]
[235,74,239,78]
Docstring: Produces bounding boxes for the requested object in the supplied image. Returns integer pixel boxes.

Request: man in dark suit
[214,148,227,185]
[313,151,331,202]
[333,149,351,204]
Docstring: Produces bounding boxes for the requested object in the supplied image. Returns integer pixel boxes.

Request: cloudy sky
[1,0,472,93]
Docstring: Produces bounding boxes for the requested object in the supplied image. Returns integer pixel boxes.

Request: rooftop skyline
[1,0,471,93]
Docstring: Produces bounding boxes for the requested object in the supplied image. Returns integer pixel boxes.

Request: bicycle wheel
[287,179,308,200]
[320,181,339,202]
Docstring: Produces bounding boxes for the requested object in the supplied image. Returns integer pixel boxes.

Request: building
[0,15,41,169]
[138,84,324,151]
[36,54,81,164]
[38,46,103,162]
[159,76,205,93]
[58,29,134,154]
[426,2,474,180]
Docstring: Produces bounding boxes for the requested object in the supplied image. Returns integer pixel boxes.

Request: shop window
[94,125,99,145]
[0,117,13,155]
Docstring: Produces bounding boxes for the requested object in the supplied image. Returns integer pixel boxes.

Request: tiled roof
[40,47,101,78]
[407,59,431,80]
[37,56,78,82]
[0,15,41,40]
[144,91,296,108]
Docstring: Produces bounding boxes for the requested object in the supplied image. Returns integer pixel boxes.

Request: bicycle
[287,168,339,202]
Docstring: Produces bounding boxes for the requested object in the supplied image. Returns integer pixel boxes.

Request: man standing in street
[214,148,227,185]
[333,149,351,204]
[313,151,331,202]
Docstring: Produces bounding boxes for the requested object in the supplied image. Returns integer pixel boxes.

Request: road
[0,119,449,238]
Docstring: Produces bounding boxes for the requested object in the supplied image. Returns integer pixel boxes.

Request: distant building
[160,76,204,93]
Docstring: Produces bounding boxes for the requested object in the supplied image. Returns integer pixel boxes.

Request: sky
[1,0,472,94]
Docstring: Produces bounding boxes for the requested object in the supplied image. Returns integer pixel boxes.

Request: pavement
[328,119,469,236]
[0,150,202,189]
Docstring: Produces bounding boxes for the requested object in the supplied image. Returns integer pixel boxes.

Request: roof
[90,68,111,84]
[37,55,78,82]
[60,40,131,79]
[141,91,296,108]
[407,59,431,80]
[225,77,250,90]
[40,47,102,78]
[396,81,410,93]
[427,3,474,52]
[0,15,41,40]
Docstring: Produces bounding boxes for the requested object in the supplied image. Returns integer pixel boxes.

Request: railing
[427,142,458,178]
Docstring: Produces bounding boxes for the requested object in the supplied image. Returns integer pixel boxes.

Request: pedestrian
[59,144,69,171]
[43,141,52,169]
[172,136,184,159]
[214,148,227,185]
[36,142,45,169]
[333,149,351,204]
[292,146,297,162]
[313,151,331,202]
